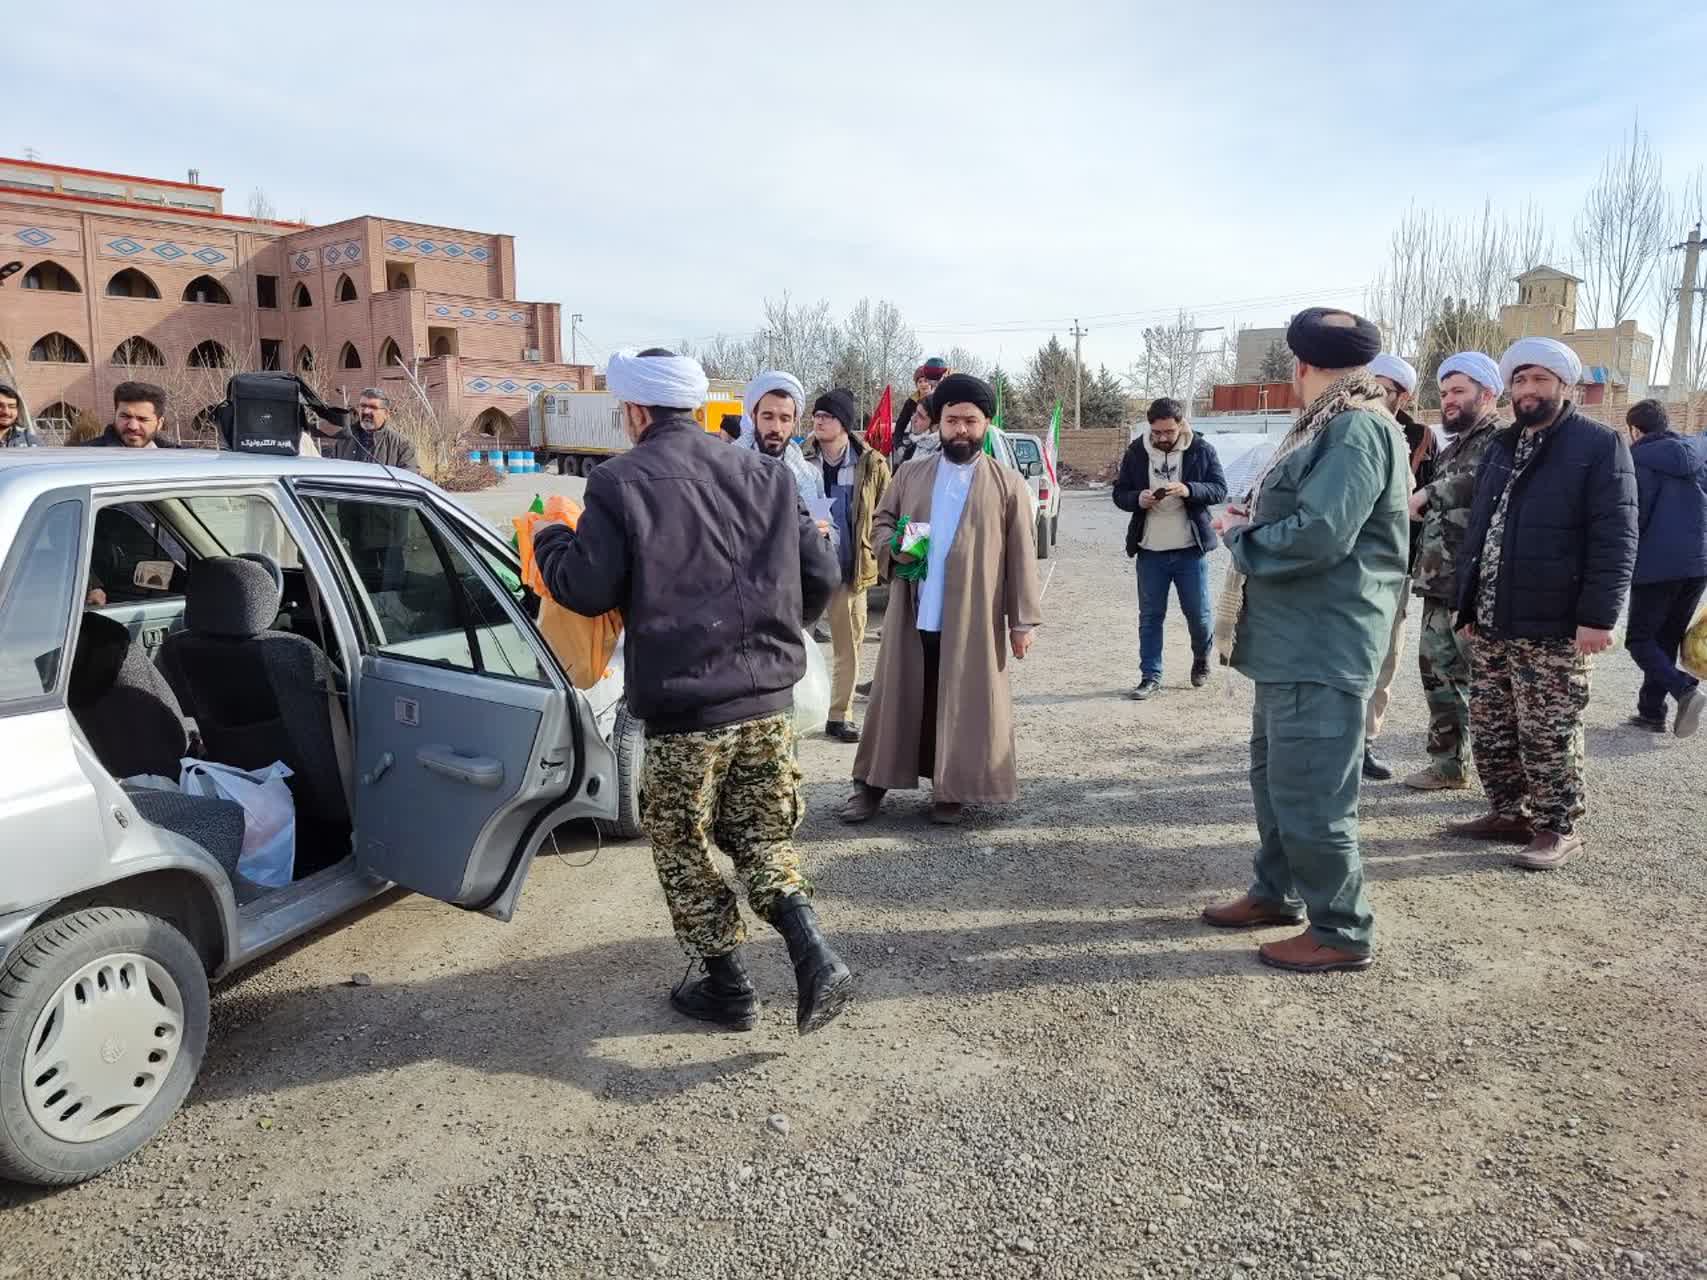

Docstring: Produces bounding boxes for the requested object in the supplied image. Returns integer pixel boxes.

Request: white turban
[1368,353,1416,394]
[741,370,805,426]
[605,349,708,409]
[1499,337,1581,391]
[1437,351,1503,395]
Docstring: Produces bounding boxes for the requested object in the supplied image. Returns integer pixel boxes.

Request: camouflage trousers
[640,711,810,959]
[1470,634,1591,835]
[1418,598,1474,778]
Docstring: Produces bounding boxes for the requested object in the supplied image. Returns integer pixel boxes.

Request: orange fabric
[513,496,624,689]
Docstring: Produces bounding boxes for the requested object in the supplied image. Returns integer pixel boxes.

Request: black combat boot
[670,950,759,1031]
[771,894,855,1035]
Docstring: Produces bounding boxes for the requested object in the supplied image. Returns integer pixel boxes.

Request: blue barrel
[507,450,530,474]
[467,449,483,464]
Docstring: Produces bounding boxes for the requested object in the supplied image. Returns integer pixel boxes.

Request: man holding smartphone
[1113,397,1228,700]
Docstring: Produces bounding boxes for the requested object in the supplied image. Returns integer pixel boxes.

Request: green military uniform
[640,712,810,958]
[1410,413,1500,781]
[1227,392,1409,955]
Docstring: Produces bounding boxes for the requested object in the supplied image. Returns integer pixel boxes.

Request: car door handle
[416,745,505,790]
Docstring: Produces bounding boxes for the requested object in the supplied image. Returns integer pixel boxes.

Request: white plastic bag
[179,759,297,887]
[792,629,832,735]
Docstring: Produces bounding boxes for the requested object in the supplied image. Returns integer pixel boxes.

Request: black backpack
[214,372,353,455]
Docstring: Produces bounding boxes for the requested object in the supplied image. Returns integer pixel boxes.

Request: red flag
[866,385,894,454]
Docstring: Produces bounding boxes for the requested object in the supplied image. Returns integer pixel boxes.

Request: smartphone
[1152,487,1170,500]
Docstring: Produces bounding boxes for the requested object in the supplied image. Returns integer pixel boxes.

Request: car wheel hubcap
[24,952,184,1144]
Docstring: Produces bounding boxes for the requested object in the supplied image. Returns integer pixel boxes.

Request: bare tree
[247,187,277,222]
[759,293,839,394]
[1574,119,1670,328]
[1366,204,1449,358]
[680,332,762,381]
[941,346,990,379]
[1126,311,1216,401]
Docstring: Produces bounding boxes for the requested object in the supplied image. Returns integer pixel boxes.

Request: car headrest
[186,556,282,639]
[68,612,133,706]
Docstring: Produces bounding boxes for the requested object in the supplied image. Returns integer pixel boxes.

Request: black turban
[1286,307,1382,370]
[928,373,997,424]
[812,388,858,435]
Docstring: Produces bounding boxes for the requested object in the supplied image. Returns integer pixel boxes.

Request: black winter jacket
[1454,406,1637,638]
[1111,432,1228,556]
[1631,430,1707,585]
[533,414,839,736]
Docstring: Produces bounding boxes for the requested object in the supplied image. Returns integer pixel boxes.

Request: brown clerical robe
[853,452,1043,804]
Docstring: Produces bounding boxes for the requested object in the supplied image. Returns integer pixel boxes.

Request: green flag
[985,375,1003,455]
[1047,400,1062,480]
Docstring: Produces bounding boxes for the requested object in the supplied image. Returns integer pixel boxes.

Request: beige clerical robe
[852,453,1043,804]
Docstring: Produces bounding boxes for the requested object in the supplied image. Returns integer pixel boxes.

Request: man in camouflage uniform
[534,348,854,1034]
[1449,338,1637,871]
[1403,352,1504,791]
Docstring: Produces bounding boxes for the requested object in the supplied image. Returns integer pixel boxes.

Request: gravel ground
[4,490,1705,1280]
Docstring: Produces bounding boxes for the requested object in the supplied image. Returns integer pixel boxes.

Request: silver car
[0,449,640,1184]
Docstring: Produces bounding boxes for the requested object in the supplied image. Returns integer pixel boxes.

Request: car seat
[67,612,263,902]
[157,557,350,869]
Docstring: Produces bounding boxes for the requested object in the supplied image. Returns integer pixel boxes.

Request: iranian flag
[984,374,1004,456]
[866,384,894,454]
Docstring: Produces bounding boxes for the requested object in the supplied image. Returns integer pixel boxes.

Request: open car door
[298,486,615,920]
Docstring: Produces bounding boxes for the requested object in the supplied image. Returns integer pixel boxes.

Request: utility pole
[1070,319,1087,430]
[570,312,583,364]
[1669,226,1700,400]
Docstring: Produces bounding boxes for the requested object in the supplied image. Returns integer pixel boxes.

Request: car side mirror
[1022,460,1043,478]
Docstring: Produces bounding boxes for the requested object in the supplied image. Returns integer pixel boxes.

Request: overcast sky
[15,0,1707,374]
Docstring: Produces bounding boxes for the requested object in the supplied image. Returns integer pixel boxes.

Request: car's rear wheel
[1035,512,1053,560]
[0,908,209,1186]
[597,702,646,841]
[1050,512,1059,547]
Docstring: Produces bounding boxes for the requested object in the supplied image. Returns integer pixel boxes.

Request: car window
[89,503,190,604]
[0,501,82,705]
[1010,438,1042,465]
[179,495,304,569]
[307,496,545,684]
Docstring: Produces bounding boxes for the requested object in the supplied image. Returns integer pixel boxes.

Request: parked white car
[0,448,642,1184]
[1006,432,1061,557]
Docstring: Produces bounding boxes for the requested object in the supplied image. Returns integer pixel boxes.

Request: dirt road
[4,491,1704,1280]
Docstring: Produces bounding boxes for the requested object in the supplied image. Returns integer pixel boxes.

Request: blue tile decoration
[460,308,476,318]
[320,240,362,266]
[18,226,55,247]
[465,377,579,395]
[525,381,544,393]
[192,247,226,264]
[553,381,573,390]
[292,251,313,271]
[108,237,143,255]
[100,234,238,264]
[468,378,492,392]
[435,305,451,317]
[485,310,499,320]
[498,380,519,393]
[508,311,524,322]
[383,234,494,262]
[150,243,185,260]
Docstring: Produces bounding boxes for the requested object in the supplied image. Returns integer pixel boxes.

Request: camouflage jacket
[1411,413,1502,601]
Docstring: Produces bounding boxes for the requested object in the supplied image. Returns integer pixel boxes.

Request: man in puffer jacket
[1623,398,1707,736]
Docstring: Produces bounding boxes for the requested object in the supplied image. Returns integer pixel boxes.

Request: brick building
[0,157,591,442]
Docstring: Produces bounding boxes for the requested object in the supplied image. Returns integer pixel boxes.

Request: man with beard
[1360,354,1437,781]
[735,370,831,520]
[1449,338,1637,870]
[840,374,1043,826]
[1201,309,1408,974]
[894,357,949,465]
[1403,352,1504,790]
[533,349,851,1034]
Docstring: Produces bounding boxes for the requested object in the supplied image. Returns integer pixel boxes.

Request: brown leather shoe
[929,802,964,826]
[1403,766,1470,792]
[839,784,886,824]
[1511,829,1582,871]
[1201,893,1306,929]
[1258,931,1373,973]
[1445,812,1534,844]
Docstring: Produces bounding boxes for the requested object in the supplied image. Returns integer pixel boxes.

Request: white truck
[530,390,627,477]
[530,389,742,476]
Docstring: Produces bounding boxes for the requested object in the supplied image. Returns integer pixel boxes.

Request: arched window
[431,335,452,357]
[297,346,315,373]
[182,275,231,304]
[21,261,81,293]
[34,402,87,442]
[471,406,514,439]
[112,336,166,367]
[339,342,362,370]
[292,281,313,308]
[379,338,404,367]
[28,332,88,363]
[335,273,358,303]
[187,339,232,369]
[106,268,161,299]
